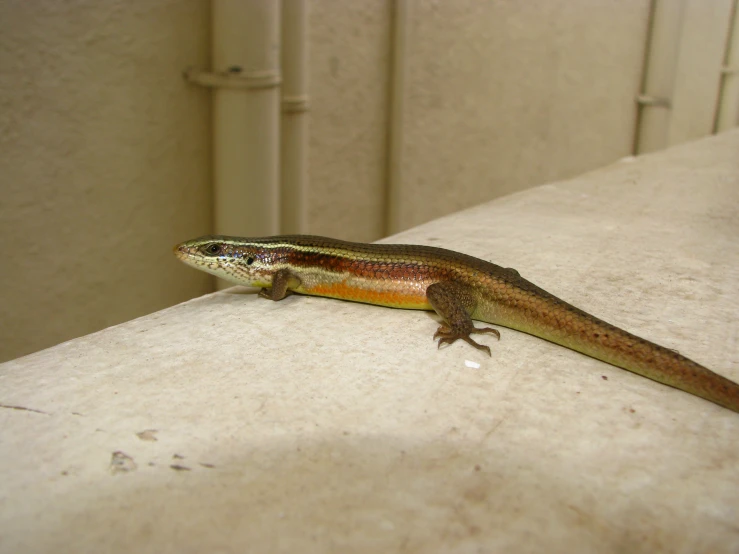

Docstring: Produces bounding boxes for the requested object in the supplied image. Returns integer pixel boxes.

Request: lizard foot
[433,325,500,356]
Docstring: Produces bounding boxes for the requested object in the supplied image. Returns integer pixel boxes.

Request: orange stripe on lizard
[305,282,430,310]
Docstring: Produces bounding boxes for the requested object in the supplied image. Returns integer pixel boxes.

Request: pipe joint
[635,94,672,108]
[183,67,282,90]
[282,95,310,113]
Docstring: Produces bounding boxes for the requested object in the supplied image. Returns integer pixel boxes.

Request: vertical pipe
[634,0,686,154]
[385,0,410,236]
[212,0,281,243]
[715,0,739,132]
[281,0,309,234]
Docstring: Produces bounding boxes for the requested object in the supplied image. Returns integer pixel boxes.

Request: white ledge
[1,129,738,552]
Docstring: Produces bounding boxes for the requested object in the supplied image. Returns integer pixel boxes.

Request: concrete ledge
[2,129,738,553]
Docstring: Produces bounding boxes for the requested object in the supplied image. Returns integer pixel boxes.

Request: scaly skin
[174,235,739,413]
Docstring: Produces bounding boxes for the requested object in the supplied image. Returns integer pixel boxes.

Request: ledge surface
[1,130,738,553]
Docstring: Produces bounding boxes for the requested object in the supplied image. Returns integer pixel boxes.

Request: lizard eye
[246,257,254,265]
[205,244,222,255]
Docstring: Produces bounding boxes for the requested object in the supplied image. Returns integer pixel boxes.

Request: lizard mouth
[173,243,197,262]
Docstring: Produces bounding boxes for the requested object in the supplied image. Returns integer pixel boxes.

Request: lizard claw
[258,287,272,299]
[433,325,498,356]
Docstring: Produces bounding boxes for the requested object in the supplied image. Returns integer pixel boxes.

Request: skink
[174,235,739,413]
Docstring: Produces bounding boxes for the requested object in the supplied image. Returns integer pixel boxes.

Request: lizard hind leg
[426,281,500,356]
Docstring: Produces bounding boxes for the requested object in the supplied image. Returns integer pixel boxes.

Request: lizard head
[173,235,274,287]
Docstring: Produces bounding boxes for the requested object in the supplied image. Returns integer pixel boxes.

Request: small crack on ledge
[0,403,49,415]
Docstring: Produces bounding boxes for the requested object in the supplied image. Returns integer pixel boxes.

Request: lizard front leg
[426,281,500,355]
[258,269,302,301]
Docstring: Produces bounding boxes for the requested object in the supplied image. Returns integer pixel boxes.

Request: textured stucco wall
[306,0,651,237]
[667,0,735,145]
[307,0,391,240]
[0,0,213,362]
[396,0,651,229]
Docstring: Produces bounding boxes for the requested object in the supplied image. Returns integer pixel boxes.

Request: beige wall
[397,0,650,229]
[635,0,736,153]
[2,0,734,362]
[0,0,213,362]
[667,0,736,145]
[307,1,392,239]
[306,0,651,237]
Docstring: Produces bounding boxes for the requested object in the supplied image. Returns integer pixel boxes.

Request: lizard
[174,235,739,413]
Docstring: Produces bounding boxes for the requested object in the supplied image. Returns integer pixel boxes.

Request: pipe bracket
[183,67,281,90]
[282,95,310,113]
[635,94,672,108]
